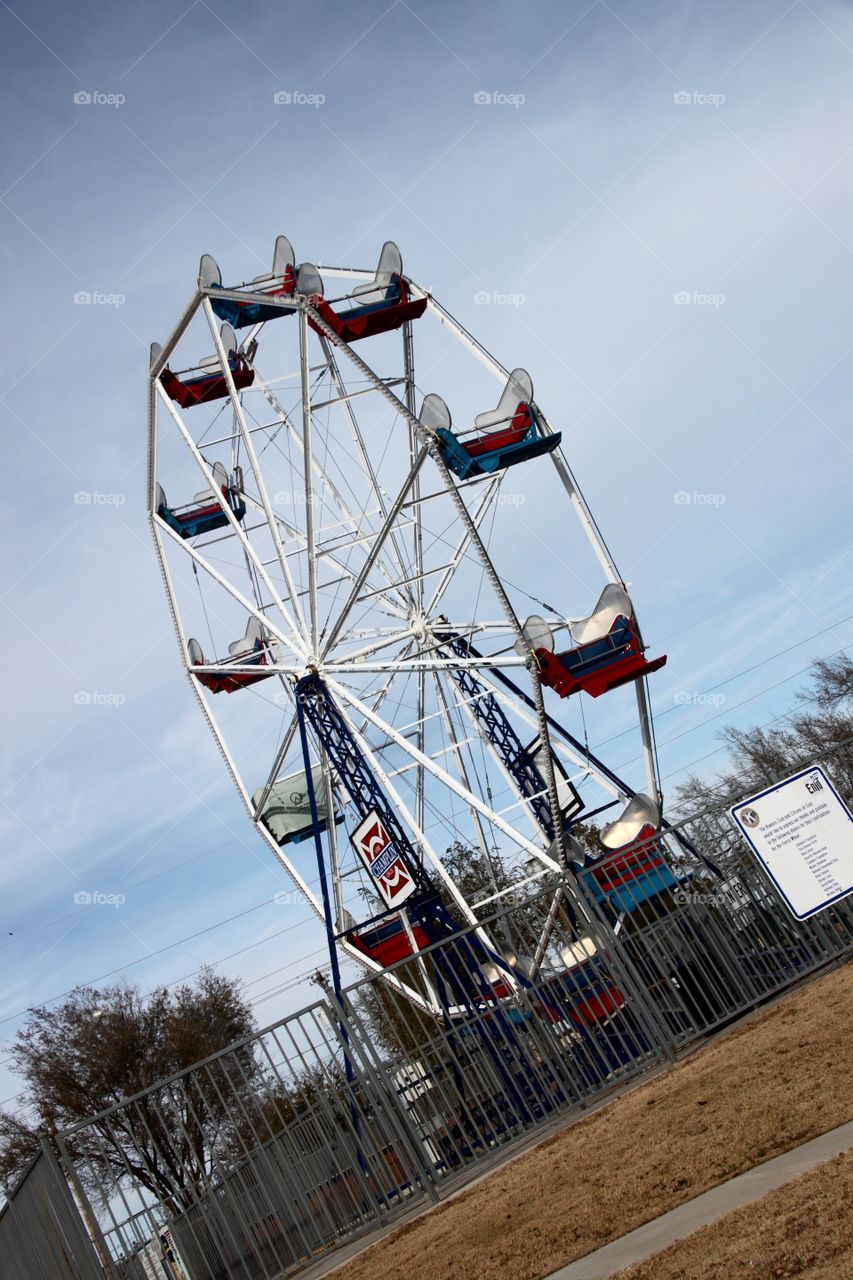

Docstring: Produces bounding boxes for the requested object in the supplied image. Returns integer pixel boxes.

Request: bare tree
[673,653,853,869]
[0,968,258,1212]
[675,653,852,809]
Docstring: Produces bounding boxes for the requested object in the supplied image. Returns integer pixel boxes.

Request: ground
[330,961,853,1280]
[614,1150,853,1280]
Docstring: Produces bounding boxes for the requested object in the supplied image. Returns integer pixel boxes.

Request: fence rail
[3,749,852,1280]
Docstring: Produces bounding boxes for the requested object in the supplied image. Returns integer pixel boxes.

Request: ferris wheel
[147,234,672,1009]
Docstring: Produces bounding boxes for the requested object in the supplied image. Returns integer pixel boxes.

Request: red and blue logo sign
[351,811,417,907]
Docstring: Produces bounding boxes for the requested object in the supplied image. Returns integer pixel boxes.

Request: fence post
[52,1132,117,1279]
[574,880,680,1064]
[325,988,441,1205]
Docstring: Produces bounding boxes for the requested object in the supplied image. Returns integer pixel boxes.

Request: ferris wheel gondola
[148,233,674,1022]
[422,371,562,480]
[156,323,255,408]
[521,584,668,700]
[304,241,428,342]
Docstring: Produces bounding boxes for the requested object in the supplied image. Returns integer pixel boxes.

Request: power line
[0,840,238,952]
[653,642,852,752]
[0,925,332,1116]
[609,641,852,778]
[0,940,343,1118]
[0,897,322,1031]
[596,614,853,749]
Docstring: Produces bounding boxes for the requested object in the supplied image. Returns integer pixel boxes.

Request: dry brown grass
[614,1150,853,1279]
[332,962,853,1280]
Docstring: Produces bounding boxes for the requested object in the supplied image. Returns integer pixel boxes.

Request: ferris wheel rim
[148,241,671,997]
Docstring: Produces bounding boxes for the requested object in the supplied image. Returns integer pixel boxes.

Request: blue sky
[1,0,852,1118]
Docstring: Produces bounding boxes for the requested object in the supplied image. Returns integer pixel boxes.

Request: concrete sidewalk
[546,1120,853,1280]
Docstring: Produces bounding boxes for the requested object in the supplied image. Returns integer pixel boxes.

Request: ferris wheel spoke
[301,306,535,667]
[345,636,417,741]
[203,301,311,647]
[327,674,560,871]
[319,448,429,660]
[320,655,529,674]
[305,304,533,645]
[154,404,303,655]
[323,684,480,926]
[319,335,418,604]
[157,386,310,661]
[237,496,412,629]
[431,670,504,891]
[323,627,415,666]
[423,474,502,620]
[251,358,415,619]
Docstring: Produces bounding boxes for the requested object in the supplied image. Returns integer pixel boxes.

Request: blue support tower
[435,630,570,842]
[294,673,561,1129]
[436,629,722,881]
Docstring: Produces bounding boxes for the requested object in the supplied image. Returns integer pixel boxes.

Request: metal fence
[576,805,853,1051]
[0,1139,105,1280]
[4,751,852,1280]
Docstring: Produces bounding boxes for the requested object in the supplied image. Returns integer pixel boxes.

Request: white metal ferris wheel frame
[147,257,663,986]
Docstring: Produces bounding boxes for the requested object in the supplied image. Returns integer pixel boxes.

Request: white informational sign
[730,766,853,920]
[351,810,417,909]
